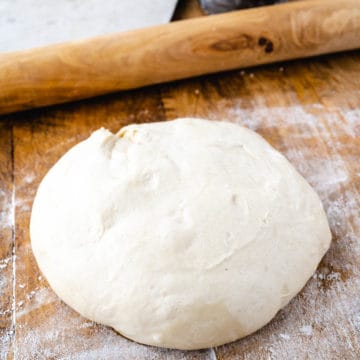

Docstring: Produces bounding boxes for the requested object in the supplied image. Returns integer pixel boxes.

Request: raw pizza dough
[30,118,331,350]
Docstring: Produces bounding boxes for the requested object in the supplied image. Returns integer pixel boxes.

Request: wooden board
[1,3,360,359]
[3,0,360,116]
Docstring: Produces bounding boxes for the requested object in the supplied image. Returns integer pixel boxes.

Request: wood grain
[1,0,360,357]
[0,0,359,115]
[0,122,14,359]
[0,49,359,359]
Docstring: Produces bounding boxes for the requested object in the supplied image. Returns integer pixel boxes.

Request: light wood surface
[1,1,360,359]
[0,0,359,115]
[1,49,360,360]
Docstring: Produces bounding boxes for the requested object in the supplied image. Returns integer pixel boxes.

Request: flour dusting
[279,333,290,340]
[0,257,10,270]
[202,99,360,359]
[17,288,57,319]
[299,325,313,337]
[23,174,35,184]
[16,288,214,359]
[5,91,360,358]
[0,189,14,230]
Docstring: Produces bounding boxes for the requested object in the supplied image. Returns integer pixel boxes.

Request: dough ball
[30,118,331,350]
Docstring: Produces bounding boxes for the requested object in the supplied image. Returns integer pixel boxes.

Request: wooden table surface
[1,2,360,359]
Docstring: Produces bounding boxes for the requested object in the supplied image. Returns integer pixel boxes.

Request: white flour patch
[0,275,7,294]
[299,325,313,336]
[23,174,35,184]
[17,288,57,319]
[214,101,358,142]
[0,329,12,359]
[341,109,360,134]
[0,195,14,230]
[279,333,290,340]
[0,257,11,270]
[15,198,32,213]
[313,270,341,284]
[15,288,214,359]
[353,313,360,332]
[304,158,349,195]
[78,321,95,329]
[0,309,11,316]
[17,300,24,309]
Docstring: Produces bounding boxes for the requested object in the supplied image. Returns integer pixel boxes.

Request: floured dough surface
[30,118,331,350]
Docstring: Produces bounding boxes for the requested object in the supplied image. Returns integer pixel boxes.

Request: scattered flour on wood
[17,288,57,319]
[5,102,360,358]
[299,325,313,337]
[23,174,35,184]
[0,274,8,297]
[15,198,32,213]
[279,333,290,340]
[14,285,214,359]
[0,189,14,230]
[199,101,360,359]
[0,257,10,270]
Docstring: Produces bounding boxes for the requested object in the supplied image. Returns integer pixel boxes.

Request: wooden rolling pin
[0,0,359,115]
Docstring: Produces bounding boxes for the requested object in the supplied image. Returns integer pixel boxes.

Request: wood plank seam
[1,51,358,359]
[10,124,16,360]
